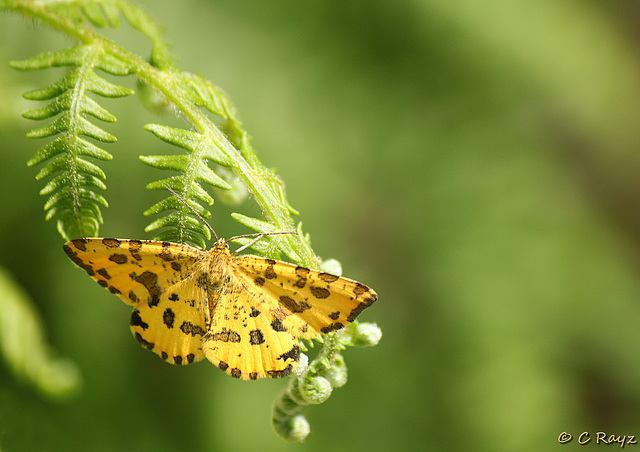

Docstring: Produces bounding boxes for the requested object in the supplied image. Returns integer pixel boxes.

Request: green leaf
[143,195,210,218]
[23,70,129,100]
[16,45,127,239]
[23,91,117,122]
[231,212,277,234]
[181,73,237,119]
[10,48,89,71]
[26,114,118,141]
[144,124,234,166]
[36,155,107,181]
[10,45,133,76]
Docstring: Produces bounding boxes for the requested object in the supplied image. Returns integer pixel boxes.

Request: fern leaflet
[11,44,134,239]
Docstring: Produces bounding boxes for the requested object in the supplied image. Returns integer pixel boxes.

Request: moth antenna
[231,231,297,255]
[166,188,219,241]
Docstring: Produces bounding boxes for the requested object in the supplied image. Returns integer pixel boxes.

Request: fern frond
[32,0,172,68]
[141,124,237,248]
[11,44,134,239]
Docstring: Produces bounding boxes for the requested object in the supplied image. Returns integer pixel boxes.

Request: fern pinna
[5,0,380,442]
[12,46,133,239]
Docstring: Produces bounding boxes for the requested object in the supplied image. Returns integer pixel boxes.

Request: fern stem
[66,52,97,233]
[6,1,98,43]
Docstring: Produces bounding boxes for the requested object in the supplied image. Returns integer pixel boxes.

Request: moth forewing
[234,256,377,335]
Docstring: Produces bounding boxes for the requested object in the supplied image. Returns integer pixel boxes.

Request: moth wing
[129,277,208,365]
[235,256,377,338]
[63,238,209,364]
[202,273,302,380]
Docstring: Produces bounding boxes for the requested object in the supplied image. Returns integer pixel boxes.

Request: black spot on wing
[277,344,300,363]
[279,295,311,313]
[132,271,162,307]
[295,266,310,277]
[267,364,293,378]
[310,286,330,299]
[158,242,174,261]
[318,272,339,283]
[181,321,205,337]
[102,238,121,248]
[347,300,375,322]
[127,240,143,261]
[69,238,88,252]
[320,323,344,334]
[63,243,94,276]
[96,268,111,279]
[264,260,277,279]
[129,240,143,251]
[108,253,128,264]
[353,283,371,297]
[163,308,175,328]
[270,318,287,332]
[130,309,149,330]
[134,332,154,350]
[128,291,139,304]
[208,328,241,343]
[249,329,265,345]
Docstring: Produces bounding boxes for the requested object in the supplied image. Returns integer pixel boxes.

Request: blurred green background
[2,0,640,450]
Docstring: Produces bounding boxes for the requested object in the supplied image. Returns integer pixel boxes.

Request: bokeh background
[2,1,640,450]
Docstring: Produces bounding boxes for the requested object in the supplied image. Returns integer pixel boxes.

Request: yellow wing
[63,238,209,365]
[201,256,377,380]
[201,267,304,380]
[235,257,377,337]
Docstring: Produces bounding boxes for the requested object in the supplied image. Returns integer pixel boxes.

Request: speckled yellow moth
[63,236,376,380]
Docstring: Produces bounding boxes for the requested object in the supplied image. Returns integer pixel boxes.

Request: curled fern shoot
[273,322,382,441]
